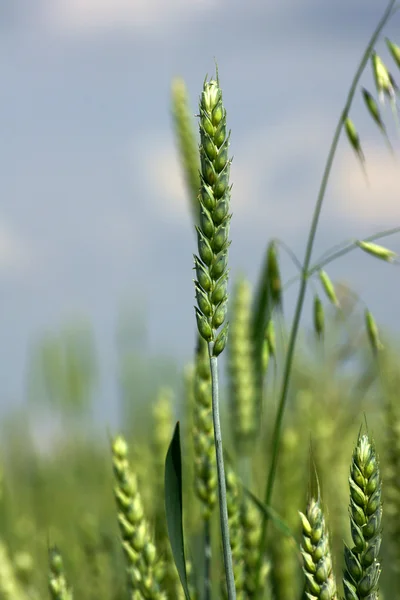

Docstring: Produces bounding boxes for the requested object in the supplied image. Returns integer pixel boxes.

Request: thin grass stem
[255,0,397,591]
[209,346,236,600]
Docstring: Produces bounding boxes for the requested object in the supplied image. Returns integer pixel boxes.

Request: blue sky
[0,0,399,419]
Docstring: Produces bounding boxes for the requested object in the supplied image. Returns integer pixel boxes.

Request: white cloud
[0,221,32,275]
[135,111,334,231]
[333,145,400,225]
[132,134,191,223]
[41,0,218,36]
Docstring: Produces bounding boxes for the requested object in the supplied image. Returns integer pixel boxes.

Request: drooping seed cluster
[228,277,258,451]
[193,337,217,518]
[48,546,73,600]
[300,498,337,600]
[343,434,382,600]
[194,76,231,357]
[111,436,166,600]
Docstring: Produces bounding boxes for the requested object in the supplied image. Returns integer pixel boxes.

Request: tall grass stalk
[193,74,235,598]
[256,3,397,589]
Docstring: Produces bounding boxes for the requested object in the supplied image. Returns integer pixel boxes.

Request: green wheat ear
[111,436,166,600]
[171,77,200,222]
[194,75,231,357]
[343,433,382,600]
[48,546,73,600]
[300,497,337,600]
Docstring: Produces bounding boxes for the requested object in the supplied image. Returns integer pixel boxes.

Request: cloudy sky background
[0,0,399,420]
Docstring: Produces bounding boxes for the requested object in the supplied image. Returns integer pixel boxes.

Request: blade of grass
[165,422,191,600]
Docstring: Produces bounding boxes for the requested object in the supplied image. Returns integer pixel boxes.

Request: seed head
[344,118,365,164]
[372,52,397,104]
[386,38,400,69]
[356,240,396,263]
[194,75,232,356]
[362,88,385,131]
[343,434,382,600]
[318,270,339,308]
[313,294,324,339]
[365,309,383,355]
[300,497,337,600]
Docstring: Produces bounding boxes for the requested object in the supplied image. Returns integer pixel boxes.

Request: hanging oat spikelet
[356,240,397,263]
[313,294,325,339]
[344,117,365,164]
[318,270,340,308]
[386,37,400,69]
[365,309,384,354]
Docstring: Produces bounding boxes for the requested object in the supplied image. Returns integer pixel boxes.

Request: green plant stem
[255,0,396,591]
[282,225,400,293]
[309,225,400,274]
[208,345,236,600]
[204,517,212,600]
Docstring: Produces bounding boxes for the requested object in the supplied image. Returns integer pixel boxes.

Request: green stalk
[282,225,400,294]
[309,225,400,275]
[255,0,397,589]
[209,349,236,600]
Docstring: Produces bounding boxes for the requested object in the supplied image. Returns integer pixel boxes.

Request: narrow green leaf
[165,422,191,600]
[244,486,298,548]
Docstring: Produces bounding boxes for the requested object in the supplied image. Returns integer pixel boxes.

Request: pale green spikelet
[227,276,258,452]
[313,295,325,340]
[342,434,382,600]
[372,52,397,104]
[356,240,396,263]
[221,466,245,599]
[386,37,400,69]
[300,497,337,600]
[318,270,339,307]
[48,546,73,600]
[362,89,386,132]
[171,77,201,222]
[111,435,166,600]
[241,497,271,598]
[364,309,383,355]
[194,75,232,357]
[344,117,365,164]
[193,337,217,518]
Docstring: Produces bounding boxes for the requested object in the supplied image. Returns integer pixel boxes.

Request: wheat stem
[256,0,396,590]
[209,348,236,599]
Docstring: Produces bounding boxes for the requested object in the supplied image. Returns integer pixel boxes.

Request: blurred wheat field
[0,296,399,599]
